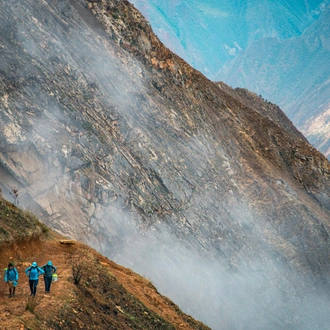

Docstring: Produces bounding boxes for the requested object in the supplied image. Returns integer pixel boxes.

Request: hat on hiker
[47,261,52,266]
[31,262,37,267]
[8,263,13,268]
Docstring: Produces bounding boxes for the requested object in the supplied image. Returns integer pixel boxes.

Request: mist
[94,207,330,330]
[2,1,330,329]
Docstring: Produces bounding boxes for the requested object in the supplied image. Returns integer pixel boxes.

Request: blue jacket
[25,266,44,280]
[4,268,18,282]
[41,264,57,277]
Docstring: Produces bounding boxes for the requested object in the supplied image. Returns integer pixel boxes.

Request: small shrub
[10,187,19,206]
[72,262,84,285]
[25,297,39,313]
[70,249,90,285]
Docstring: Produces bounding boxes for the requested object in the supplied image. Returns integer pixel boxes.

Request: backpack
[43,265,54,277]
[5,268,17,281]
[28,267,40,279]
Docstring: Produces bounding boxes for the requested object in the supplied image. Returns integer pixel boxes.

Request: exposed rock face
[1,0,330,328]
[130,0,330,159]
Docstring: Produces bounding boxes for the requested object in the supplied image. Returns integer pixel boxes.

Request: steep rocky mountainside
[0,196,208,330]
[1,0,330,328]
[220,3,330,158]
[131,0,330,159]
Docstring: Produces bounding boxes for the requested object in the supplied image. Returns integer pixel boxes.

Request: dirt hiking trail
[0,235,209,330]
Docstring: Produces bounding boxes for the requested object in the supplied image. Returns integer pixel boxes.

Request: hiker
[4,263,18,298]
[41,261,57,293]
[25,262,44,296]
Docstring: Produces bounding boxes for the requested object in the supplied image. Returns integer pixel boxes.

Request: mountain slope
[1,0,330,328]
[0,196,208,330]
[130,0,330,159]
[219,3,330,158]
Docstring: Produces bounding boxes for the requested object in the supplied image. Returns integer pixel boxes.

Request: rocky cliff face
[131,0,330,160]
[1,0,330,328]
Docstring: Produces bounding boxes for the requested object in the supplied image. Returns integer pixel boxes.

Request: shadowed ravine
[1,0,330,328]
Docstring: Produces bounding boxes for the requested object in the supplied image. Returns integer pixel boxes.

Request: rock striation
[1,0,330,328]
[131,0,330,159]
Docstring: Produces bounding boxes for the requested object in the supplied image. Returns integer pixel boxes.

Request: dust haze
[2,0,330,329]
[97,206,330,330]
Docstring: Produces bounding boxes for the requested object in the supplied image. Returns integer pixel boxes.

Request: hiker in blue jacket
[41,260,57,293]
[25,262,44,296]
[4,263,19,297]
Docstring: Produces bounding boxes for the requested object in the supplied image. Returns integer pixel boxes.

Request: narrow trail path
[0,239,76,330]
[0,237,207,330]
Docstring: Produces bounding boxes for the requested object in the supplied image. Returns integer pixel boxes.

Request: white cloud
[196,3,229,18]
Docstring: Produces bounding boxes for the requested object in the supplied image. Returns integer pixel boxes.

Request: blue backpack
[5,268,17,281]
[43,265,54,277]
[28,267,40,279]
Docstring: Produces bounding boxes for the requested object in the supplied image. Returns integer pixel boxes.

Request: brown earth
[0,199,209,330]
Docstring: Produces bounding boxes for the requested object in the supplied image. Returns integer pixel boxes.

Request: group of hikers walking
[4,261,57,297]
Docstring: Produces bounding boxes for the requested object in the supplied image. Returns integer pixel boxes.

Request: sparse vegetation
[70,249,90,285]
[10,187,19,206]
[0,197,210,329]
[82,120,94,133]
[49,259,177,330]
[112,12,119,20]
[0,197,48,243]
[25,297,39,314]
